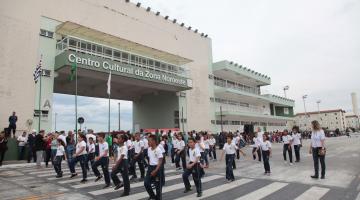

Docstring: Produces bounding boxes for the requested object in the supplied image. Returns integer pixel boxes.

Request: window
[284,107,289,115]
[96,45,103,54]
[148,60,154,67]
[155,61,160,68]
[113,51,121,59]
[104,48,112,57]
[69,38,77,48]
[39,29,54,38]
[122,52,129,61]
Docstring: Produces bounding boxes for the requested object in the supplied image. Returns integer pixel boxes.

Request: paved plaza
[0,134,359,200]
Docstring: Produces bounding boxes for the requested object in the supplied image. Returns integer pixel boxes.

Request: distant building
[295,109,346,131]
[345,114,360,130]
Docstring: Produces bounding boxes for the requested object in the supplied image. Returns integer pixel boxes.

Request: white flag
[107,71,111,95]
[33,55,42,83]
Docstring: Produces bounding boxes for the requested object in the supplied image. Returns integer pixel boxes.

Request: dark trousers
[294,145,301,162]
[175,150,186,170]
[111,159,130,193]
[143,149,149,166]
[236,149,240,159]
[144,165,162,200]
[312,147,326,177]
[70,155,87,180]
[18,146,25,160]
[252,147,262,161]
[225,154,235,180]
[27,146,36,163]
[203,150,209,166]
[66,145,75,169]
[171,148,176,163]
[183,163,202,194]
[53,156,63,175]
[8,124,16,137]
[92,157,110,184]
[209,146,217,159]
[283,144,293,163]
[0,149,6,165]
[86,152,95,170]
[45,149,51,166]
[262,150,271,173]
[130,153,145,178]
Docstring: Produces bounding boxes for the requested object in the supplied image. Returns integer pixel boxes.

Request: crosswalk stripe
[58,176,97,184]
[89,174,182,196]
[294,186,330,200]
[175,178,254,200]
[111,175,222,200]
[235,182,289,200]
[72,169,177,189]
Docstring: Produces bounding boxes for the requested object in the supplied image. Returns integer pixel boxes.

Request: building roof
[296,109,346,116]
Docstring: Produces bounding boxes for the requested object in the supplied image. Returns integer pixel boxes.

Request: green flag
[69,62,77,81]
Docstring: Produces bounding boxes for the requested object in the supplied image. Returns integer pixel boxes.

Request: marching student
[111,134,130,196]
[69,133,88,183]
[159,136,167,186]
[252,133,261,162]
[87,137,96,171]
[203,134,210,167]
[182,137,202,197]
[220,134,245,183]
[208,134,217,161]
[195,135,206,177]
[92,133,111,188]
[130,133,145,181]
[175,134,186,171]
[292,126,302,162]
[142,133,149,167]
[282,130,293,165]
[144,135,164,200]
[53,139,66,178]
[254,134,272,175]
[127,134,135,170]
[171,133,178,165]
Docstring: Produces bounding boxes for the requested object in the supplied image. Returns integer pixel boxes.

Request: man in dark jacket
[34,130,46,167]
[27,130,37,163]
[8,112,18,138]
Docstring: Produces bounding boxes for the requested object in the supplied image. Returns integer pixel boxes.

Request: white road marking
[294,186,330,200]
[235,182,288,200]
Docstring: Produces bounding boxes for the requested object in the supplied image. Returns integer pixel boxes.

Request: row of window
[211,120,286,127]
[214,76,260,95]
[210,97,250,107]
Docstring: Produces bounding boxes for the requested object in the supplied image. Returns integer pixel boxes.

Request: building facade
[345,114,360,130]
[295,109,346,131]
[0,0,293,135]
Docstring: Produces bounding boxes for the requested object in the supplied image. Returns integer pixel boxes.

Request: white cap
[32,129,37,133]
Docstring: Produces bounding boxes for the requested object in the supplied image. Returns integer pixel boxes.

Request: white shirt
[56,145,65,156]
[253,137,261,147]
[260,141,272,151]
[282,135,293,144]
[117,145,128,160]
[177,140,185,151]
[86,134,96,143]
[292,133,301,145]
[208,138,216,146]
[172,139,179,149]
[76,141,87,156]
[99,142,109,157]
[195,142,205,153]
[142,138,149,149]
[134,140,144,154]
[158,143,166,154]
[223,143,238,154]
[148,146,164,165]
[17,135,27,146]
[58,135,67,146]
[311,130,325,148]
[189,147,201,163]
[204,140,210,149]
[88,143,95,153]
[127,140,134,150]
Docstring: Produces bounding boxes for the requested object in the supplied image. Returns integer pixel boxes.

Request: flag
[33,56,42,83]
[69,62,77,81]
[107,71,111,95]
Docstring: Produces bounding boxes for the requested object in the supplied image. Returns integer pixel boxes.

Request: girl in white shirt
[254,134,272,175]
[282,130,293,165]
[208,134,217,161]
[92,133,111,188]
[220,134,245,182]
[309,120,326,179]
[292,126,302,162]
[175,134,186,171]
[69,133,87,183]
[53,139,66,178]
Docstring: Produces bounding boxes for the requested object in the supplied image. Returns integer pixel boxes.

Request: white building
[295,109,346,131]
[345,114,360,130]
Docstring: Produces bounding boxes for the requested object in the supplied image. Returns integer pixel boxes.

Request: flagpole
[75,63,78,143]
[108,71,111,136]
[38,70,42,132]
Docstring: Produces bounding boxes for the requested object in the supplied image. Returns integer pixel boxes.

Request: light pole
[118,102,121,131]
[54,112,57,132]
[316,100,321,121]
[302,95,308,130]
[283,85,289,98]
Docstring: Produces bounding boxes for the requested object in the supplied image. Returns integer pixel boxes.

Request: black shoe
[103,184,111,189]
[311,175,319,179]
[114,183,124,190]
[56,174,63,178]
[80,179,87,183]
[197,192,202,197]
[120,192,130,197]
[321,176,325,179]
[138,177,144,182]
[94,176,103,182]
[70,173,78,178]
[184,188,192,193]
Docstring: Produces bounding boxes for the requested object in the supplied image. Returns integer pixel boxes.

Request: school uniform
[142,137,149,166]
[260,141,272,173]
[223,143,237,181]
[208,138,216,160]
[282,135,293,163]
[144,146,164,200]
[203,139,210,166]
[54,145,65,177]
[127,140,135,166]
[92,141,111,186]
[111,144,130,195]
[182,147,202,196]
[171,138,178,164]
[175,140,186,170]
[252,137,262,161]
[311,130,326,178]
[158,142,166,186]
[130,140,145,179]
[70,140,87,180]
[87,143,95,170]
[292,133,302,162]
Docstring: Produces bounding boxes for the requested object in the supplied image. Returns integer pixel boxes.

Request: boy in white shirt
[282,130,293,165]
[111,134,130,196]
[292,127,302,162]
[208,134,217,161]
[130,133,145,181]
[92,133,111,188]
[175,134,186,171]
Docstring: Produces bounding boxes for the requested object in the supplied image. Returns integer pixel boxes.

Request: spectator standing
[27,130,36,163]
[17,132,27,160]
[0,131,8,166]
[8,111,18,138]
[34,130,47,168]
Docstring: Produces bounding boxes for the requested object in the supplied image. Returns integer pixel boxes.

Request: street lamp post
[54,113,57,132]
[302,95,308,130]
[118,102,121,131]
[316,100,321,121]
[283,86,290,98]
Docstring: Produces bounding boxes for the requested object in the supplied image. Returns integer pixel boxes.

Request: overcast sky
[52,0,360,132]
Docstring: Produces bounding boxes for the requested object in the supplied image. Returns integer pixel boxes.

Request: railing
[214,79,260,95]
[56,36,190,79]
[215,103,270,115]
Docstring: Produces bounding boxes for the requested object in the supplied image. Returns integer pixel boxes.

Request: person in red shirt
[45,133,53,167]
